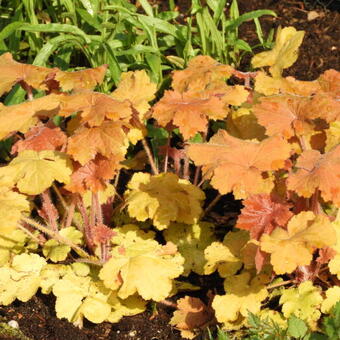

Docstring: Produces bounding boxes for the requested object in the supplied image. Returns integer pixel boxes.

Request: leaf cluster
[0,24,339,339]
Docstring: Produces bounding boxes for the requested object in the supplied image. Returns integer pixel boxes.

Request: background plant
[0,0,276,91]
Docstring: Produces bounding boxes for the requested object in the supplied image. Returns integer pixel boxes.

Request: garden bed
[0,1,339,340]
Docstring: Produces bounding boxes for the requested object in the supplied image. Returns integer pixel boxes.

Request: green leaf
[17,23,91,44]
[287,315,308,338]
[226,9,277,30]
[322,302,340,340]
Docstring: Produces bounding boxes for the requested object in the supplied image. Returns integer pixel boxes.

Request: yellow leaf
[0,150,72,195]
[325,121,340,152]
[226,107,266,141]
[251,26,305,78]
[125,172,205,230]
[164,222,217,276]
[0,94,61,140]
[321,286,340,314]
[112,70,157,118]
[99,225,184,301]
[279,281,323,330]
[0,229,27,266]
[43,227,83,262]
[260,211,336,274]
[107,294,146,323]
[329,211,340,279]
[0,186,30,234]
[204,230,249,277]
[212,271,268,328]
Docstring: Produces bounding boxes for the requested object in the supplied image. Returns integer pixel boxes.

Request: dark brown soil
[1,1,339,340]
[237,0,340,80]
[0,293,183,340]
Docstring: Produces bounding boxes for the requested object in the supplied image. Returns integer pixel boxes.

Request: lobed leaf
[287,146,340,206]
[152,89,228,140]
[251,26,305,78]
[0,150,73,195]
[125,172,205,230]
[260,211,336,274]
[188,130,291,199]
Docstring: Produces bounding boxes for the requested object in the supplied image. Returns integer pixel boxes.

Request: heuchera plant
[0,25,339,338]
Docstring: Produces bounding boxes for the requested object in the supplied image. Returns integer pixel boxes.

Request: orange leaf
[287,146,340,206]
[92,224,116,245]
[236,194,293,240]
[318,69,340,97]
[170,296,214,338]
[12,125,67,153]
[253,95,318,139]
[187,130,291,199]
[67,121,127,165]
[152,90,228,140]
[59,91,132,126]
[0,52,53,95]
[54,64,107,91]
[65,155,119,193]
[172,56,233,93]
[0,94,61,140]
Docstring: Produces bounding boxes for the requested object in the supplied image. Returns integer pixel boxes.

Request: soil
[1,1,339,340]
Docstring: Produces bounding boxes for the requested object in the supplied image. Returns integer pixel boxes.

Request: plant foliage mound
[0,25,339,339]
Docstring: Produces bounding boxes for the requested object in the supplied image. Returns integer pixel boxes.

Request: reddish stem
[193,166,201,186]
[76,195,94,252]
[182,155,190,180]
[142,137,159,175]
[41,189,59,232]
[19,81,33,101]
[164,135,170,173]
[64,198,76,229]
[93,192,103,225]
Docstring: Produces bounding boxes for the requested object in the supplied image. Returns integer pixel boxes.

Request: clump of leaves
[0,30,339,339]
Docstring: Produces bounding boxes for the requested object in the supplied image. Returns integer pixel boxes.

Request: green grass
[0,0,276,92]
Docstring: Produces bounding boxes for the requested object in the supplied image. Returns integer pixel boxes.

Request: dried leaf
[170,296,214,339]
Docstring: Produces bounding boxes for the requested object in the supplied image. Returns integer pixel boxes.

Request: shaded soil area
[1,1,339,340]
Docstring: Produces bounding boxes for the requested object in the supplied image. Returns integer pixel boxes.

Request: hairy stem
[21,216,91,259]
[266,280,293,290]
[41,189,59,232]
[64,198,76,229]
[182,155,190,180]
